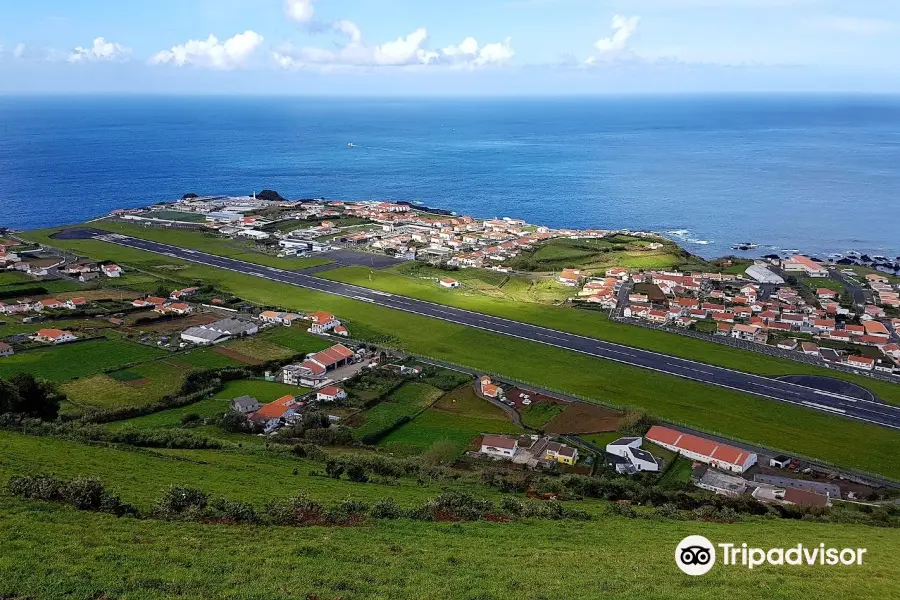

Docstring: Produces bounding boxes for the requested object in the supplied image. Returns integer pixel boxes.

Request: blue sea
[1,94,898,260]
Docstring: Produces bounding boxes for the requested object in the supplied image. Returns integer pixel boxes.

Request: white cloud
[333,19,362,44]
[811,16,896,36]
[274,28,433,69]
[275,28,514,71]
[594,15,640,54]
[68,37,129,63]
[285,0,316,24]
[439,37,515,67]
[150,31,264,69]
[14,43,25,59]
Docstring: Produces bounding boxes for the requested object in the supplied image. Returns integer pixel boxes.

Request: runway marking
[814,390,859,403]
[802,401,846,414]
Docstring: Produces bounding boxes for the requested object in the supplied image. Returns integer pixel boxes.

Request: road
[90,231,900,431]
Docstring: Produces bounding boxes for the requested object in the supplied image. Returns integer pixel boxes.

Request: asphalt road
[92,231,900,431]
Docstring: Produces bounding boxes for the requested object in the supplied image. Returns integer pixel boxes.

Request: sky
[1,0,899,95]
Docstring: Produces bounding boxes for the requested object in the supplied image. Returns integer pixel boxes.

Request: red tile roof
[251,395,296,420]
[646,426,753,468]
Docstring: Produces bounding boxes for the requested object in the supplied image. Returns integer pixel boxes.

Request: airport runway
[92,231,900,430]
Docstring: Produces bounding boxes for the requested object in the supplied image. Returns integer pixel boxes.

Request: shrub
[264,493,326,526]
[180,412,202,425]
[153,486,211,520]
[369,498,404,520]
[209,497,260,524]
[7,474,137,517]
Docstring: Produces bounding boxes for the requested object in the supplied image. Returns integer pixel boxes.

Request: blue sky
[1,0,899,94]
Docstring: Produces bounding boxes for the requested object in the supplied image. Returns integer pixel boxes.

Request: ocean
[1,94,898,260]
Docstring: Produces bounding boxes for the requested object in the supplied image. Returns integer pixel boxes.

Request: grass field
[61,361,188,410]
[507,237,700,274]
[3,496,900,600]
[432,385,510,420]
[90,221,333,271]
[168,348,244,370]
[24,228,900,479]
[144,210,208,223]
[221,337,296,362]
[0,337,166,382]
[352,383,445,439]
[381,404,522,454]
[0,431,471,509]
[390,382,445,408]
[520,402,568,428]
[107,379,306,431]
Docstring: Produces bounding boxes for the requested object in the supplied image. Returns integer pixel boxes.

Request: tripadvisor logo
[675,535,867,576]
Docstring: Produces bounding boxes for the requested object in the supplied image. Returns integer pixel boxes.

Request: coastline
[5,193,900,275]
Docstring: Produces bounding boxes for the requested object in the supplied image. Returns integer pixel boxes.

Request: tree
[219,411,252,434]
[5,374,61,420]
[0,379,22,415]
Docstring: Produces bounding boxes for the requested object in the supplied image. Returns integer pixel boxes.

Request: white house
[316,385,347,402]
[605,437,660,474]
[480,435,518,458]
[306,311,340,333]
[102,264,123,278]
[439,278,460,289]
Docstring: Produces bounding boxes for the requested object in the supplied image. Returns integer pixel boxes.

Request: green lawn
[168,348,243,370]
[3,496,900,600]
[381,407,522,456]
[0,337,166,382]
[0,431,473,510]
[61,361,188,411]
[389,382,445,408]
[521,403,568,428]
[106,379,307,431]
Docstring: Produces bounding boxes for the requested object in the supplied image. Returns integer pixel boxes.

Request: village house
[316,385,347,402]
[249,395,300,433]
[439,278,460,288]
[306,311,340,334]
[34,298,64,311]
[777,338,799,351]
[479,376,502,399]
[605,437,660,474]
[101,264,123,278]
[480,435,518,459]
[816,288,838,300]
[230,395,261,414]
[801,342,820,356]
[863,320,890,339]
[847,355,875,371]
[0,342,14,357]
[543,441,579,465]
[557,268,584,287]
[259,310,302,326]
[731,323,767,343]
[31,328,78,345]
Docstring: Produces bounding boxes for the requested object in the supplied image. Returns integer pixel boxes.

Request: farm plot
[0,337,166,382]
[542,403,623,435]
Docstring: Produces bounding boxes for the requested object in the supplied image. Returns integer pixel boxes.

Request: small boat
[347,142,357,148]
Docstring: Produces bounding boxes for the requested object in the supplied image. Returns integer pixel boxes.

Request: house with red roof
[32,328,78,344]
[306,311,340,334]
[249,395,299,433]
[846,355,875,371]
[439,278,460,288]
[316,386,347,402]
[646,425,757,473]
[64,297,87,309]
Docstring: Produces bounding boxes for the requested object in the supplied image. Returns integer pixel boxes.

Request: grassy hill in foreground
[1,427,899,600]
[2,496,898,600]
